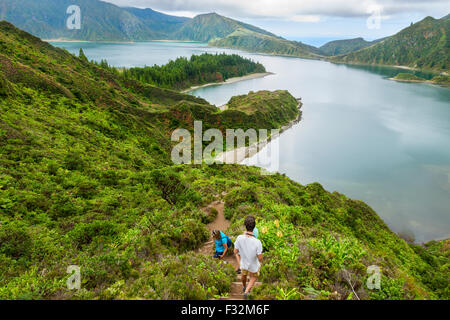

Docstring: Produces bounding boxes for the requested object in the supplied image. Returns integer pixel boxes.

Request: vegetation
[226,90,300,128]
[390,73,450,87]
[333,15,450,73]
[3,1,448,77]
[319,37,384,56]
[392,73,426,81]
[0,1,276,43]
[0,0,179,41]
[184,166,449,300]
[172,12,277,42]
[431,75,450,86]
[121,53,266,90]
[209,28,322,59]
[0,21,448,301]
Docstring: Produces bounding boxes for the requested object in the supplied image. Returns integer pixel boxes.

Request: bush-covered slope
[319,37,384,56]
[172,12,278,42]
[332,16,450,72]
[0,22,448,300]
[209,28,322,59]
[0,1,280,43]
[122,7,190,37]
[0,0,172,41]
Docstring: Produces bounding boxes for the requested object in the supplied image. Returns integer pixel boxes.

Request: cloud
[289,15,322,23]
[103,0,450,19]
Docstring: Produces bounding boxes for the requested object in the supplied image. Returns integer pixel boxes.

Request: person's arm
[257,253,263,263]
[220,243,228,259]
[234,237,240,255]
[257,240,263,263]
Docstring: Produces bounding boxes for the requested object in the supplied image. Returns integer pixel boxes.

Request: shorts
[241,268,260,277]
[213,251,224,258]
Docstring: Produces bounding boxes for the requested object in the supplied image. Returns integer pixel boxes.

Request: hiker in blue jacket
[212,229,232,259]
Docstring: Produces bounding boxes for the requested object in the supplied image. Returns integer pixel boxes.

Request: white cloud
[289,15,322,23]
[103,0,450,19]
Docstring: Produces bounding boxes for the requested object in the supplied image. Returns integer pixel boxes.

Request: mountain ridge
[331,15,450,72]
[319,37,386,56]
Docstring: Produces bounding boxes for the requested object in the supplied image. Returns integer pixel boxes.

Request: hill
[122,7,190,38]
[331,15,450,72]
[0,0,171,41]
[0,22,448,301]
[209,28,322,59]
[0,0,278,43]
[172,12,278,42]
[319,37,384,56]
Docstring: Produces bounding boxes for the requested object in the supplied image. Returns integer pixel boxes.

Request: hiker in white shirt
[234,216,263,299]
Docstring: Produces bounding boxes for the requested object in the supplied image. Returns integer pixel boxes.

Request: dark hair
[212,229,221,240]
[244,216,256,232]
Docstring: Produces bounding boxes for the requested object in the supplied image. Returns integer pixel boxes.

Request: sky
[103,0,450,46]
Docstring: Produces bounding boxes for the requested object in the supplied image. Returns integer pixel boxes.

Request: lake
[52,41,450,243]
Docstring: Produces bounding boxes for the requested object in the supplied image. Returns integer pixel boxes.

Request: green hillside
[122,7,189,37]
[209,28,322,59]
[332,16,450,72]
[0,22,448,301]
[172,12,278,42]
[0,0,170,41]
[319,37,383,56]
[0,1,282,44]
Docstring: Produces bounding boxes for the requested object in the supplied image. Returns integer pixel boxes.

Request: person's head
[212,229,221,240]
[244,216,256,232]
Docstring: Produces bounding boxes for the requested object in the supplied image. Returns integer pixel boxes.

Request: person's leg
[241,270,248,289]
[244,274,258,294]
[235,253,241,273]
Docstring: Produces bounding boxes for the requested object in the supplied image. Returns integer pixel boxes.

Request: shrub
[0,221,33,259]
[67,220,121,247]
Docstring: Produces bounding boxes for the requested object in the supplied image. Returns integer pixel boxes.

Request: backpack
[222,235,233,248]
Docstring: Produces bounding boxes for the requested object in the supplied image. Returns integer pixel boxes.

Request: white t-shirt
[235,234,263,273]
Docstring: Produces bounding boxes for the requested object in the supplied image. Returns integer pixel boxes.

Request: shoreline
[44,39,204,44]
[45,39,135,44]
[214,99,303,165]
[388,77,449,88]
[181,72,274,93]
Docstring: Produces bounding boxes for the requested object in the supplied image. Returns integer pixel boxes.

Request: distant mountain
[332,15,450,72]
[210,28,322,59]
[0,0,184,41]
[0,0,280,44]
[123,7,189,37]
[172,12,278,42]
[319,37,385,56]
[1,0,446,72]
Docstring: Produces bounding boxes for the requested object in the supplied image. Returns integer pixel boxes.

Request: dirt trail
[198,200,261,300]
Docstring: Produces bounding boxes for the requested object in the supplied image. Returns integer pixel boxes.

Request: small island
[390,73,426,82]
[390,73,450,87]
